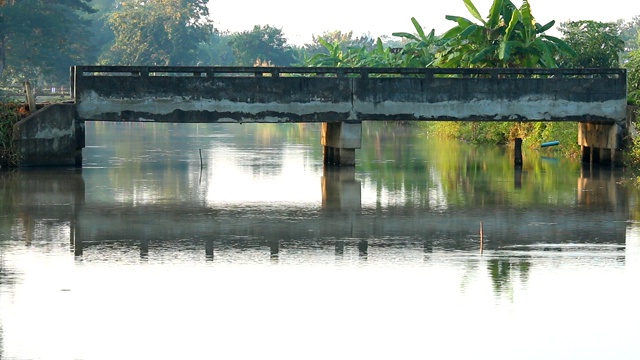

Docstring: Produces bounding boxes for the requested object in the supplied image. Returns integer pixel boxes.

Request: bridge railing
[72,66,625,80]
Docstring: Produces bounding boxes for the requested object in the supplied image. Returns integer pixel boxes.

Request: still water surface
[1,122,640,359]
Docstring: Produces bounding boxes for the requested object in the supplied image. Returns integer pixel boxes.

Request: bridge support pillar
[578,122,625,167]
[321,122,362,166]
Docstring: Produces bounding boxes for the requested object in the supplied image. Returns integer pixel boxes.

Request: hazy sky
[208,0,637,45]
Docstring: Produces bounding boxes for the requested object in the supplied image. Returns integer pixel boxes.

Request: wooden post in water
[74,235,83,258]
[140,239,149,259]
[479,221,484,255]
[335,240,345,256]
[514,138,523,167]
[358,240,368,257]
[24,80,36,112]
[205,239,214,260]
[270,239,279,258]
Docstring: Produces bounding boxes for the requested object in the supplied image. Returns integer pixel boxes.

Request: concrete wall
[13,103,84,167]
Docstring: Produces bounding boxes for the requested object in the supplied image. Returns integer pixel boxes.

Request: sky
[207,0,638,46]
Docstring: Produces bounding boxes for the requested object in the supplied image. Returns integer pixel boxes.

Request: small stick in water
[480,221,484,255]
[199,149,203,169]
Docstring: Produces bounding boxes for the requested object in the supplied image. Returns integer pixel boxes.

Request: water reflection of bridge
[2,165,630,260]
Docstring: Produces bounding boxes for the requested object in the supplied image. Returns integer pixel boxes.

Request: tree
[87,0,118,60]
[627,46,640,105]
[433,0,575,68]
[196,30,236,65]
[558,20,625,68]
[619,16,640,53]
[391,17,439,67]
[228,25,296,66]
[0,0,96,85]
[100,0,213,65]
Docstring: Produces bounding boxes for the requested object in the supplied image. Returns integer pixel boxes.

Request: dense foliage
[227,25,296,66]
[0,0,96,86]
[0,101,26,167]
[558,20,625,68]
[100,0,212,65]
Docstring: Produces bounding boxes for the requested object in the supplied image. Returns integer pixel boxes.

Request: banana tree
[434,0,575,68]
[391,17,438,67]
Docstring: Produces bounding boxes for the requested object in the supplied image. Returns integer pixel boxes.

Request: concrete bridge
[13,66,628,167]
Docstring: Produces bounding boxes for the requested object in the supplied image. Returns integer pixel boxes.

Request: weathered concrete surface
[76,76,354,123]
[354,77,627,122]
[13,103,84,167]
[73,66,628,124]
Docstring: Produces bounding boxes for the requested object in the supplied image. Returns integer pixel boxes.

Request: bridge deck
[72,66,627,124]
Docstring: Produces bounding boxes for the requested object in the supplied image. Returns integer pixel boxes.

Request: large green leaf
[534,38,556,67]
[536,20,555,34]
[411,17,428,42]
[487,0,504,28]
[501,0,517,26]
[460,23,482,38]
[463,0,486,24]
[504,8,520,41]
[440,25,466,41]
[445,15,476,28]
[520,1,536,41]
[471,45,498,64]
[392,32,420,42]
[541,34,578,57]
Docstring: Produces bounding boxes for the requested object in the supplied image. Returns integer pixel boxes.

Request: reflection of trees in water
[358,122,589,210]
[488,258,531,299]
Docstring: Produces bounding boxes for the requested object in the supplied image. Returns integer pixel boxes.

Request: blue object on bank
[541,141,560,148]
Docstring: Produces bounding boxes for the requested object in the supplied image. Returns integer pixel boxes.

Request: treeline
[0,0,389,88]
[0,1,638,92]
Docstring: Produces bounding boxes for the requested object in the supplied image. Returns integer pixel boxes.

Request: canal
[1,121,639,359]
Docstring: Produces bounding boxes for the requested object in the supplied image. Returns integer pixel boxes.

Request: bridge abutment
[13,103,85,167]
[321,122,362,166]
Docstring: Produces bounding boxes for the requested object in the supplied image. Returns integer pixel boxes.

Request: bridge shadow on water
[0,163,629,266]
